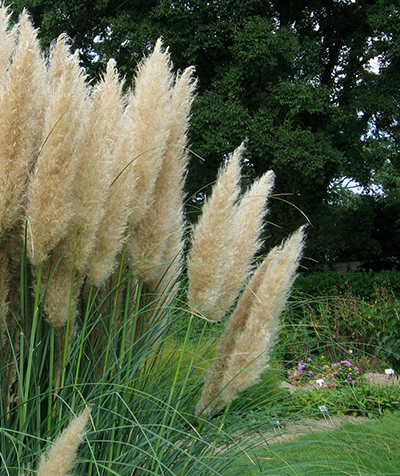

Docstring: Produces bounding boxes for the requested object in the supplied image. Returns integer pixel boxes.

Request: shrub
[279,279,400,366]
[294,269,400,300]
[280,382,400,418]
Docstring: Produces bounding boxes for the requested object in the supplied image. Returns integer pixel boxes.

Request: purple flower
[333,371,338,375]
[307,358,312,362]
[308,371,314,375]
[298,362,306,372]
[340,360,353,367]
[289,375,294,379]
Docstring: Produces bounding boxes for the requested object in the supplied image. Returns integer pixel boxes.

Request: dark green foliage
[276,271,400,369]
[294,270,400,300]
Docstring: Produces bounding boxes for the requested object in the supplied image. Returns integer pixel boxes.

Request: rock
[363,372,400,386]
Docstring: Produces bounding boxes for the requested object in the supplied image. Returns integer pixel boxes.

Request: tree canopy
[5,0,400,268]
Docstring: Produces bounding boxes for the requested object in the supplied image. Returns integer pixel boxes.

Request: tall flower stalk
[128,66,197,291]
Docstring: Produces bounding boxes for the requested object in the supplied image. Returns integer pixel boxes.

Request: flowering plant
[288,357,361,387]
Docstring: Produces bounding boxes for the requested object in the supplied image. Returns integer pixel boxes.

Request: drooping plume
[187,144,243,320]
[196,226,305,416]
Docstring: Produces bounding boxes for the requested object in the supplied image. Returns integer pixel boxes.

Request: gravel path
[263,415,369,444]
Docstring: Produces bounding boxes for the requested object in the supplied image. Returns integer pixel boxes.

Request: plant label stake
[270,417,282,435]
[319,405,333,424]
[385,369,395,379]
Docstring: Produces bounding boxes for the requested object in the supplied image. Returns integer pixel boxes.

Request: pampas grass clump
[0,6,306,475]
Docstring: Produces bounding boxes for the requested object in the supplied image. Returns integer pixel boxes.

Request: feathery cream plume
[26,34,88,265]
[211,170,275,321]
[85,101,134,286]
[0,5,15,87]
[0,10,46,234]
[64,59,121,271]
[196,226,305,416]
[127,38,174,227]
[53,60,123,320]
[187,144,243,320]
[36,407,90,476]
[86,40,174,286]
[129,66,196,290]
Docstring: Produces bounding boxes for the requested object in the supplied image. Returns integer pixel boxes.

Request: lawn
[242,411,400,475]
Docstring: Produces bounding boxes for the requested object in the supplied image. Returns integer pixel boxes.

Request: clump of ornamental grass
[0,5,306,474]
[1,264,265,475]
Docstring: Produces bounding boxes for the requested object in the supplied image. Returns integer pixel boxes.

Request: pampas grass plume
[128,66,196,290]
[128,39,174,227]
[64,59,121,271]
[26,34,88,265]
[0,5,15,85]
[196,226,305,416]
[41,252,82,328]
[87,40,174,286]
[0,10,46,233]
[211,170,275,321]
[85,97,134,286]
[187,144,243,320]
[36,407,90,476]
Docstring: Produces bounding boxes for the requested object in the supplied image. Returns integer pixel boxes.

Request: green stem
[59,268,76,394]
[47,326,55,433]
[19,261,43,436]
[71,284,93,411]
[151,311,195,475]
